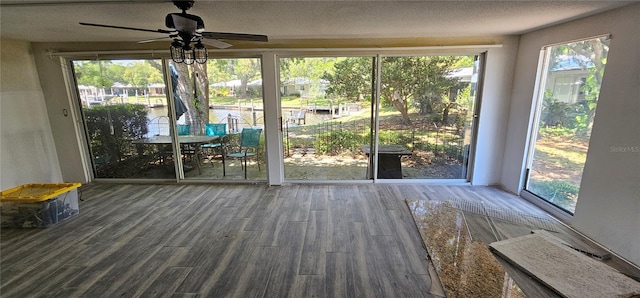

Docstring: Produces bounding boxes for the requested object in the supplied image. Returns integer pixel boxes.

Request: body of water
[145,106,265,137]
[143,105,361,137]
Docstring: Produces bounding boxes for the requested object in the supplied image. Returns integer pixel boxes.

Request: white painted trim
[285,180,374,185]
[520,190,573,222]
[92,178,178,184]
[282,179,468,185]
[59,57,93,183]
[541,34,611,49]
[162,61,184,182]
[373,54,382,182]
[374,179,469,185]
[521,49,550,191]
[466,53,486,183]
[261,53,285,185]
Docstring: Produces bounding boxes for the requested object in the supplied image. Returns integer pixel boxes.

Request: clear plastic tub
[1,183,81,228]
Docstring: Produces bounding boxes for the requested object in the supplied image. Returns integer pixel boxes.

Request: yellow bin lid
[1,183,81,203]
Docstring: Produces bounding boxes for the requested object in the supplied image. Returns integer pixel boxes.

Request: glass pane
[526,36,610,213]
[377,55,478,179]
[73,59,175,179]
[279,57,373,180]
[198,58,265,180]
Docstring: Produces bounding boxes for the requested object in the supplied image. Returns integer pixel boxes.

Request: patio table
[362,145,412,179]
[132,135,219,174]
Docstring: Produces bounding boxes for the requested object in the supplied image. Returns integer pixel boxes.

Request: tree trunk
[442,106,450,124]
[179,63,210,134]
[391,90,411,125]
[390,90,412,124]
[240,79,248,98]
[149,62,209,135]
[193,63,209,132]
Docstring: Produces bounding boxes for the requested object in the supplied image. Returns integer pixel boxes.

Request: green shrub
[539,126,574,137]
[541,98,582,128]
[378,130,412,147]
[84,104,148,162]
[315,130,367,155]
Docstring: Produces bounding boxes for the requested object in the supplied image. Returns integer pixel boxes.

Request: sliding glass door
[277,54,481,181]
[279,57,374,180]
[73,57,266,181]
[72,59,175,179]
[525,36,610,213]
[193,57,265,181]
[377,55,480,179]
[71,52,482,183]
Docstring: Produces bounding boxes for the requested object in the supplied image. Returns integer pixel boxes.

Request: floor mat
[441,196,559,232]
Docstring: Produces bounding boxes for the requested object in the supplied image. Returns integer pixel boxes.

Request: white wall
[31,44,90,184]
[0,38,63,189]
[471,36,519,185]
[501,4,640,266]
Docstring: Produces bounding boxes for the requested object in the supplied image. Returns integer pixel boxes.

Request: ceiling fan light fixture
[194,42,207,64]
[170,41,184,63]
[183,46,195,65]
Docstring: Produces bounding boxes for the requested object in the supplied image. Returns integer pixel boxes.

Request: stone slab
[490,232,640,298]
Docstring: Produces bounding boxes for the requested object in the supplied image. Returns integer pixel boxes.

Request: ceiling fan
[79,0,268,64]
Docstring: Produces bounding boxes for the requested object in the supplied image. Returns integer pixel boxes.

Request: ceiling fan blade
[201,39,233,49]
[1,1,169,7]
[137,36,173,44]
[79,22,174,34]
[201,32,268,42]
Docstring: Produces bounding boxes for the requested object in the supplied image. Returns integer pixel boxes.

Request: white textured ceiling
[0,1,636,44]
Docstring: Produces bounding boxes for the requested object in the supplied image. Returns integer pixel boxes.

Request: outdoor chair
[226,128,262,179]
[176,124,197,164]
[177,124,190,136]
[202,123,227,174]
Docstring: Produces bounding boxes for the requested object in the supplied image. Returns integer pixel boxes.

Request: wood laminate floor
[0,183,637,297]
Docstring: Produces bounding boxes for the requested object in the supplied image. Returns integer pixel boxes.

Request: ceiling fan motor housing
[165,13,204,31]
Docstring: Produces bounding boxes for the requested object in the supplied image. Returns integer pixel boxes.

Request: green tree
[323,57,373,102]
[324,56,464,124]
[549,37,609,135]
[122,61,162,100]
[74,60,124,93]
[208,59,261,98]
[282,57,338,97]
[208,59,234,84]
[381,56,461,124]
[279,57,305,82]
[451,56,475,69]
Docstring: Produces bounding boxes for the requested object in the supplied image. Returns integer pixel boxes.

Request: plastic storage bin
[0,183,81,228]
